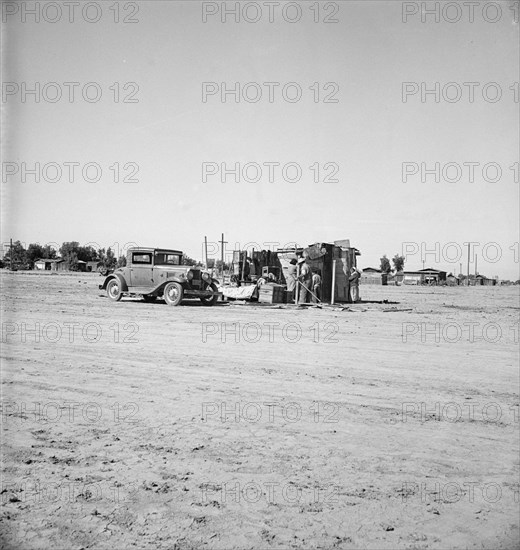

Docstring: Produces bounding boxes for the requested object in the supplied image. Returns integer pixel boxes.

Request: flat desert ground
[1,272,519,550]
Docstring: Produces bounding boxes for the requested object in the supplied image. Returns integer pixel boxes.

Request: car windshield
[155,253,182,266]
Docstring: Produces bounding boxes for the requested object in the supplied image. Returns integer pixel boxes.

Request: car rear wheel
[106,279,122,302]
[164,282,183,306]
[200,283,218,306]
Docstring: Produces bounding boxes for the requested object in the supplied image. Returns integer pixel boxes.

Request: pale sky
[2,0,519,278]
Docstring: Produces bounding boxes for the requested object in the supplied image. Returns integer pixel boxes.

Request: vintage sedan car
[99,247,220,306]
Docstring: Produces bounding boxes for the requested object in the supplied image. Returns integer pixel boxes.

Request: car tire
[164,282,183,306]
[106,279,123,302]
[200,283,218,306]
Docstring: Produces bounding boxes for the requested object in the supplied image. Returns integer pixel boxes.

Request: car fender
[151,276,186,295]
[210,278,219,286]
[99,273,128,291]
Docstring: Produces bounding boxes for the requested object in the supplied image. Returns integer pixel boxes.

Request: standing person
[248,257,256,281]
[349,266,361,302]
[243,256,251,282]
[312,269,322,303]
[285,258,297,302]
[297,257,312,304]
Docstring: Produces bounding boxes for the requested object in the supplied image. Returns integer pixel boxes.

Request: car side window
[132,253,152,264]
[155,253,181,265]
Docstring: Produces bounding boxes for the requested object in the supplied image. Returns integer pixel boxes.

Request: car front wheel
[106,279,122,302]
[164,282,183,306]
[200,283,218,306]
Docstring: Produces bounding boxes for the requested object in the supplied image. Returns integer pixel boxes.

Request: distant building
[386,271,403,285]
[361,267,383,285]
[34,258,101,272]
[475,274,497,286]
[85,260,101,272]
[462,275,497,286]
[446,274,460,286]
[34,258,64,271]
[402,268,447,285]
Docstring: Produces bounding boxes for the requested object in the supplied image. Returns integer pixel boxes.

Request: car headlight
[202,272,210,281]
[186,270,194,281]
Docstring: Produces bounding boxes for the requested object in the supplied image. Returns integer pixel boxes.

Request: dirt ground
[1,272,519,550]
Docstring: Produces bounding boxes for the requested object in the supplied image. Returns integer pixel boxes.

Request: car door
[152,252,182,286]
[128,252,154,288]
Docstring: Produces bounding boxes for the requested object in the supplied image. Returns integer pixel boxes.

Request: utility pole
[295,263,300,304]
[475,255,478,277]
[219,233,227,281]
[331,260,336,305]
[10,238,13,270]
[467,243,470,286]
[204,236,208,270]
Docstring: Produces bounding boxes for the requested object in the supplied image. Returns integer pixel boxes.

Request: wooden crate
[258,284,285,304]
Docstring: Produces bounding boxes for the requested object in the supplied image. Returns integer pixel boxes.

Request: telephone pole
[219,233,227,280]
[10,238,13,271]
[467,243,470,286]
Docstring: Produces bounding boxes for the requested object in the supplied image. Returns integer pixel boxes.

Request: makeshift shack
[221,240,360,304]
[231,250,283,284]
[277,240,360,303]
[219,249,285,303]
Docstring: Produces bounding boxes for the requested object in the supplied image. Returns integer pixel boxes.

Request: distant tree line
[1,241,127,271]
[1,241,203,271]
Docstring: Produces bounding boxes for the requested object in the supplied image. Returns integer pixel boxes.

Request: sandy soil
[1,272,519,549]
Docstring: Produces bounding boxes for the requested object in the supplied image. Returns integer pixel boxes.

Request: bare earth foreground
[1,272,519,550]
